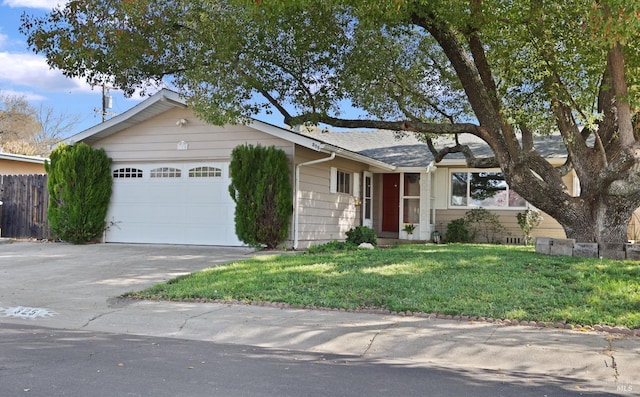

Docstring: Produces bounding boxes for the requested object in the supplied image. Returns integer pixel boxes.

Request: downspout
[293,152,336,250]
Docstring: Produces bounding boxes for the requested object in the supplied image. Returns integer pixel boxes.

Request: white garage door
[105,162,242,246]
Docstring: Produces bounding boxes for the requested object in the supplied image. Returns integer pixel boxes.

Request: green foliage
[45,143,112,244]
[465,208,507,244]
[517,209,543,246]
[445,218,472,243]
[345,226,377,246]
[228,144,292,248]
[306,240,358,254]
[402,223,416,234]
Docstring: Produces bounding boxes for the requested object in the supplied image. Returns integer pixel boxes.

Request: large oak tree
[21,0,640,245]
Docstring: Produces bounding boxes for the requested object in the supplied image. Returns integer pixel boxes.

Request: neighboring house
[0,152,47,175]
[64,89,576,248]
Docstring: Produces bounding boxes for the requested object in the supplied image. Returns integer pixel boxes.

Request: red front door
[382,174,400,232]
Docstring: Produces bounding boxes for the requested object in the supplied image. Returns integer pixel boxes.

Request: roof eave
[248,120,396,171]
[63,89,187,145]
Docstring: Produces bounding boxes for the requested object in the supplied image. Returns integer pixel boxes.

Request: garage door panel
[106,162,242,246]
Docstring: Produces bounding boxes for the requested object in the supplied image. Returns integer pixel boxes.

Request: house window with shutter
[330,167,352,194]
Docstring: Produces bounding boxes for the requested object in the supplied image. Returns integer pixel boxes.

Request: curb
[132,296,640,338]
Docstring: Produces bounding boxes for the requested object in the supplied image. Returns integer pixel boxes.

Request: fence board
[0,174,51,239]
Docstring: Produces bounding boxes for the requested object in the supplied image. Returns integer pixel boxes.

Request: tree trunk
[561,196,634,244]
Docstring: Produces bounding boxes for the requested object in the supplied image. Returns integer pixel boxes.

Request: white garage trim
[106,162,241,246]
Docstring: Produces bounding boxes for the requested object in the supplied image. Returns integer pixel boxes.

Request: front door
[362,171,373,227]
[382,174,400,232]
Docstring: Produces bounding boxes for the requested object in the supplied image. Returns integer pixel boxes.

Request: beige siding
[0,159,45,175]
[434,209,565,243]
[93,108,294,162]
[294,147,365,249]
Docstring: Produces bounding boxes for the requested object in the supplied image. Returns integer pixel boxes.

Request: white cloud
[0,33,8,49]
[2,0,63,9]
[0,51,91,93]
[0,88,46,101]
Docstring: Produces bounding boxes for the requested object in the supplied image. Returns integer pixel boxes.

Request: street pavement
[0,241,639,395]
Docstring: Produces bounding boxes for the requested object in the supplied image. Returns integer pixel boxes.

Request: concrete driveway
[1,240,639,394]
[0,241,254,327]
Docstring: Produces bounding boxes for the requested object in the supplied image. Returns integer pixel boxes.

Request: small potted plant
[402,223,416,240]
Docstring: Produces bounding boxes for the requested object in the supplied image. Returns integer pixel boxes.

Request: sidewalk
[1,241,638,395]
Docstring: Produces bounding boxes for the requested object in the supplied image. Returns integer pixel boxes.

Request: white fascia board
[395,166,432,173]
[436,156,567,167]
[0,153,48,164]
[63,89,186,145]
[248,119,326,152]
[321,143,396,171]
[249,120,396,171]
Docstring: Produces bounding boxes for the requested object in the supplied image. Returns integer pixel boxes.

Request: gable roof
[66,88,569,170]
[299,129,569,168]
[65,89,395,171]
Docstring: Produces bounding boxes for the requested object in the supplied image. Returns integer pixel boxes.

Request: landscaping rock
[598,243,626,260]
[573,242,598,258]
[535,237,553,255]
[358,242,375,250]
[550,238,575,256]
[625,244,640,260]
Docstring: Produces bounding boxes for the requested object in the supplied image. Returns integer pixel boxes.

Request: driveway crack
[361,323,396,358]
[177,309,220,333]
[80,310,118,328]
[483,325,499,344]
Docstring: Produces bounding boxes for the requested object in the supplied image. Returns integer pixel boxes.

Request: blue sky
[0,0,354,138]
[0,0,151,136]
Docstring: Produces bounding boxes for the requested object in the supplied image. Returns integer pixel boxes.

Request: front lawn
[126,244,640,329]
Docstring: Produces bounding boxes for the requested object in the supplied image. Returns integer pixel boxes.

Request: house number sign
[0,306,57,319]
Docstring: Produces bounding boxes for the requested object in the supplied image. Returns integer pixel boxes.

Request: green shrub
[517,208,543,245]
[445,218,472,243]
[45,143,112,244]
[346,226,377,246]
[228,144,292,248]
[465,208,507,243]
[306,240,358,254]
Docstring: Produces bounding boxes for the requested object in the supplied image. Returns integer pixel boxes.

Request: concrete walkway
[1,241,638,395]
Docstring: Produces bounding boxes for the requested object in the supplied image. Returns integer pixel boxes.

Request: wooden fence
[0,174,51,239]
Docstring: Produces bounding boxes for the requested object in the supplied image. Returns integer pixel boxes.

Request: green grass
[126,244,640,329]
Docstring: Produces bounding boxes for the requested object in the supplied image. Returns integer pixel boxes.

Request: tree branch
[425,135,498,168]
[285,113,479,135]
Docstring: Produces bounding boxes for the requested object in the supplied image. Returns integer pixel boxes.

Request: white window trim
[330,167,354,195]
[448,168,527,210]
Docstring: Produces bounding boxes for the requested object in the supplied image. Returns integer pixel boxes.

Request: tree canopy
[20,0,640,245]
[0,91,81,156]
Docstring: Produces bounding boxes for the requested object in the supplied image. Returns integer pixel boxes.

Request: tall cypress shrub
[46,143,112,244]
[229,144,292,248]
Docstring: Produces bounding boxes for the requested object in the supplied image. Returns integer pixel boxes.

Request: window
[403,173,420,223]
[189,166,222,178]
[336,170,351,194]
[450,170,526,208]
[150,167,182,178]
[113,168,143,178]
